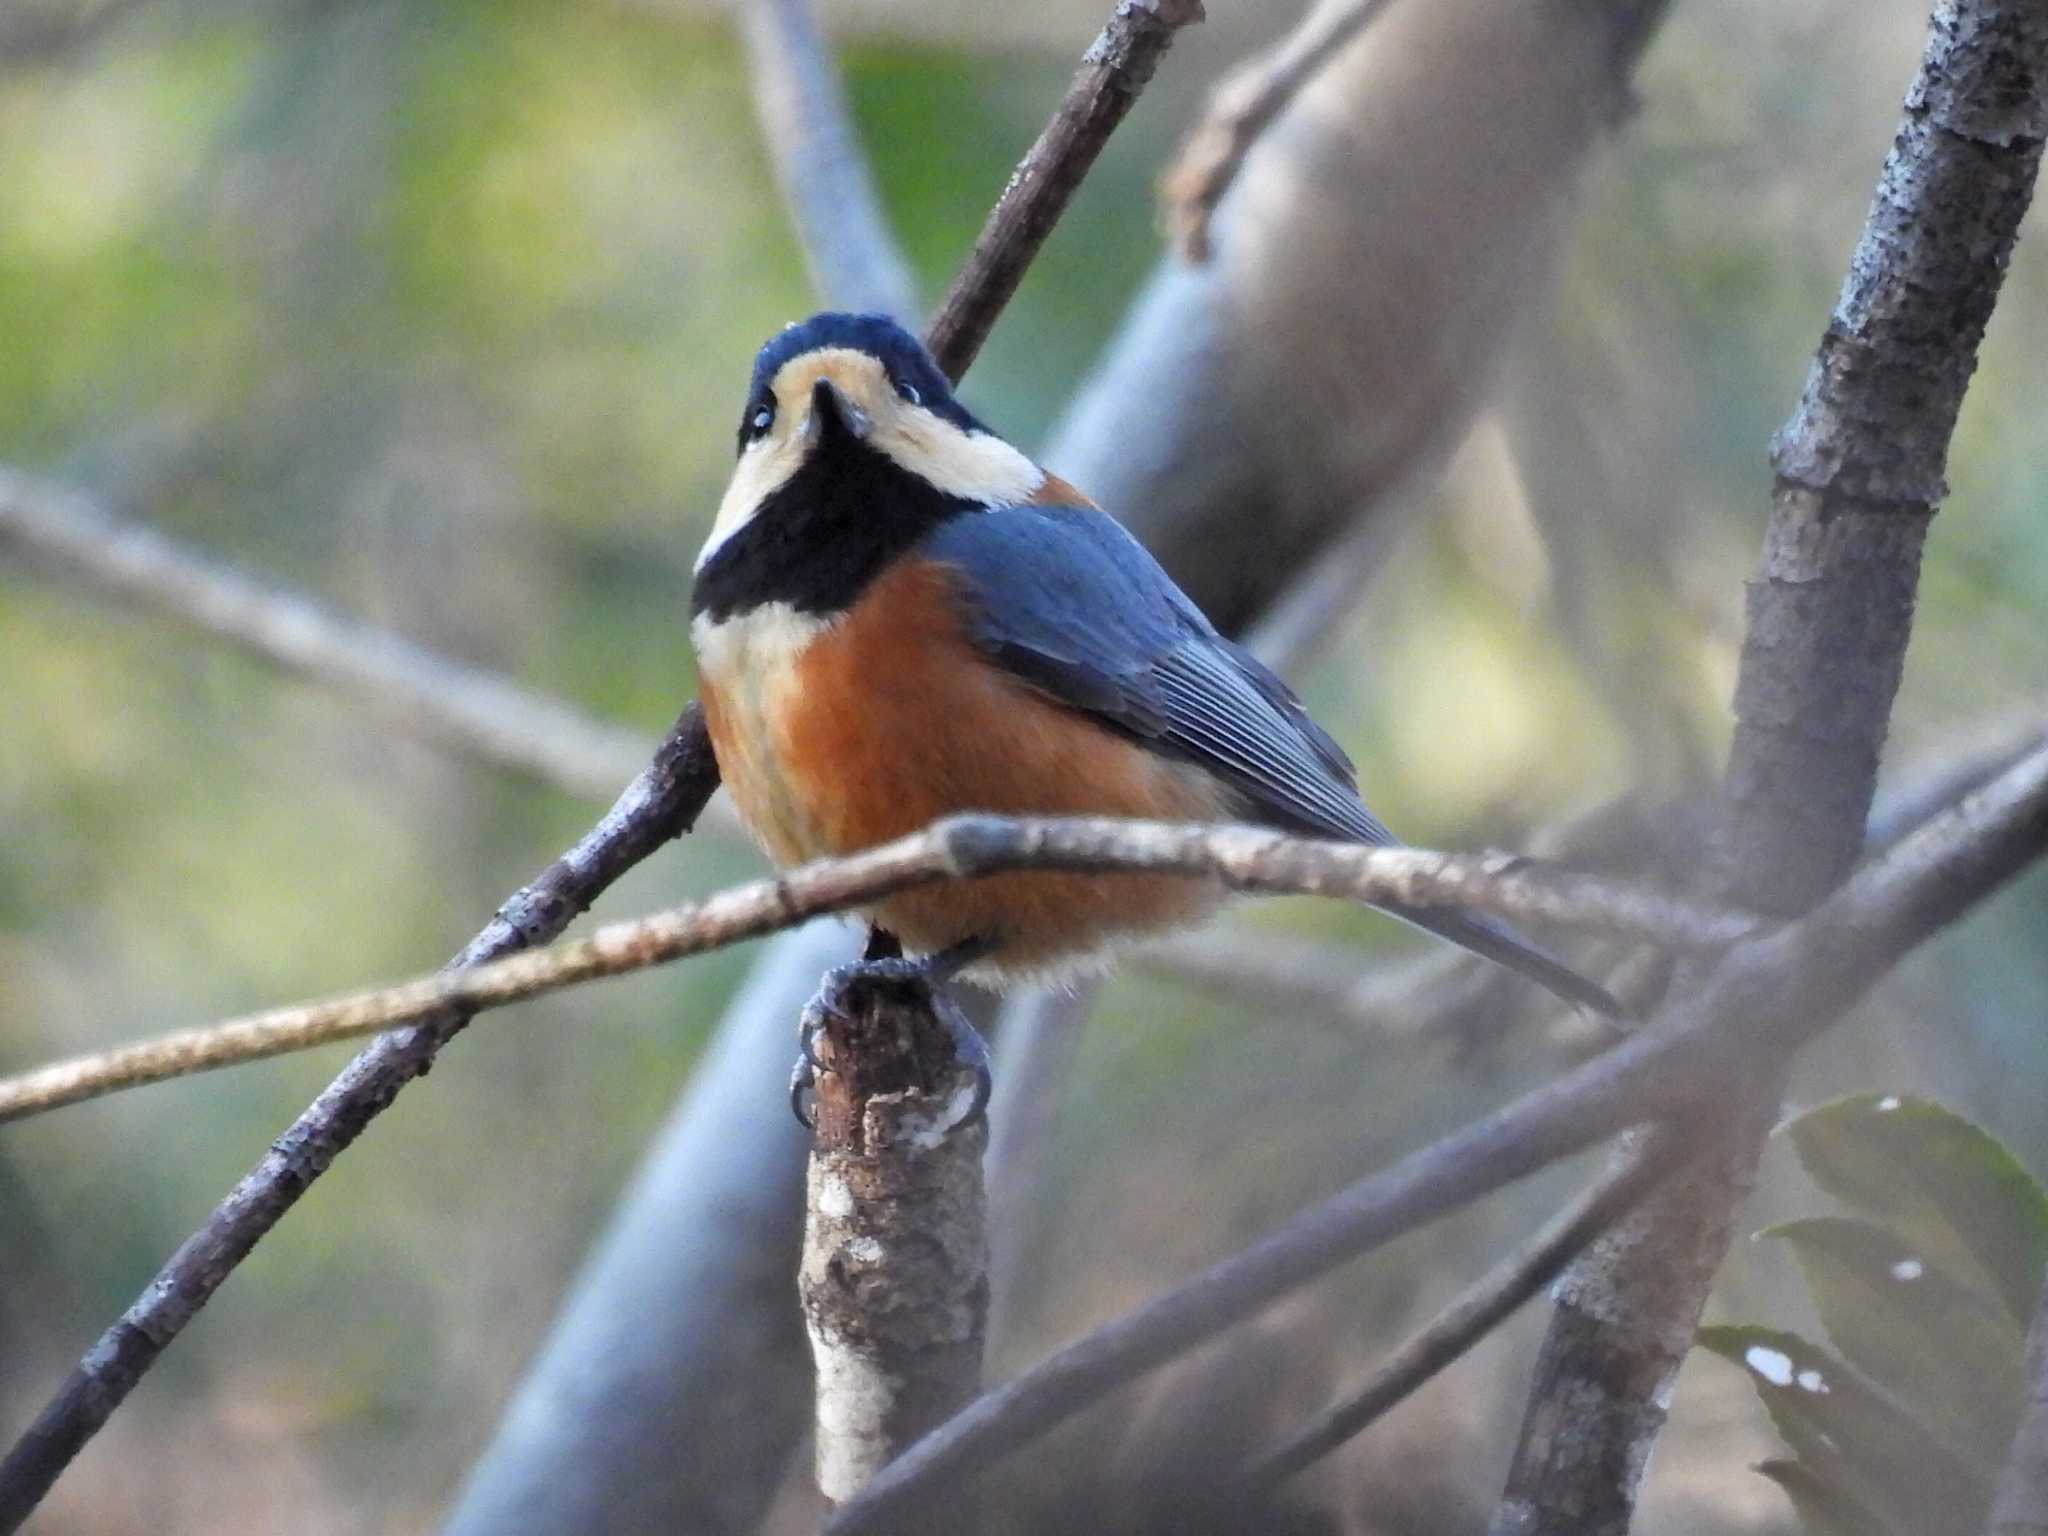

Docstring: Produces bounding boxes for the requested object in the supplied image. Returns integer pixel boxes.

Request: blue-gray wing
[917,504,1396,846]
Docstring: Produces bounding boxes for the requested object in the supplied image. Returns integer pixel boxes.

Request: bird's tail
[1383,904,1627,1020]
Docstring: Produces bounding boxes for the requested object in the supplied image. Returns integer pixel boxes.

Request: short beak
[807,377,872,442]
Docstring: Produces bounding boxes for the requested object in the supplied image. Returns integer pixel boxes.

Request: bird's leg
[790,931,996,1130]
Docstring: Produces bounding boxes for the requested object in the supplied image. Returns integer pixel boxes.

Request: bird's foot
[790,938,995,1132]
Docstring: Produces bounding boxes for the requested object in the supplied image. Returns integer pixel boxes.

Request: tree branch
[1491,5,2048,1530]
[1161,0,1397,261]
[1243,1139,1675,1492]
[0,702,722,1532]
[0,817,1764,1124]
[923,0,1206,380]
[802,975,990,1520]
[0,464,658,804]
[822,731,2048,1535]
[737,0,918,321]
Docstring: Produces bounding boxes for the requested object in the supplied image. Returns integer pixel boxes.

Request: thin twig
[822,732,2048,1535]
[923,0,1207,380]
[0,816,1764,1124]
[1244,1140,1673,1490]
[1162,0,1399,261]
[0,465,654,804]
[738,0,919,320]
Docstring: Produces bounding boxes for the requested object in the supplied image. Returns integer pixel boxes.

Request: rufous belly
[696,559,1228,985]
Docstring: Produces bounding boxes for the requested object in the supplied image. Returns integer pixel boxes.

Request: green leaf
[1753,1458,1902,1536]
[1760,1215,2024,1456]
[1697,1325,1988,1536]
[1785,1093,2048,1327]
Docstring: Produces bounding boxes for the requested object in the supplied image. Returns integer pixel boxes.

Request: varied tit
[690,311,1622,1035]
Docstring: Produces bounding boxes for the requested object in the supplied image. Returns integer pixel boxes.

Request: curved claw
[791,940,1000,1138]
[789,1055,817,1130]
[939,1008,995,1135]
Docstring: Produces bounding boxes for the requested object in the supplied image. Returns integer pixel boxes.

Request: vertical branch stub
[801,977,990,1510]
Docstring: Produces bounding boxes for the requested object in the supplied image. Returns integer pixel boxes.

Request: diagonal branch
[822,732,2048,1535]
[923,0,1205,379]
[0,465,655,804]
[0,816,1764,1124]
[1243,1138,1676,1491]
[1162,0,1399,261]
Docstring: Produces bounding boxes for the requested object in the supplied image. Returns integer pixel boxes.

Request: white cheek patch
[876,413,1043,506]
[696,438,802,573]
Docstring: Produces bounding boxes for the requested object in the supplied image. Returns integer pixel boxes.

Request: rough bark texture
[802,980,991,1515]
[1490,6,2048,1533]
[1990,1271,2048,1536]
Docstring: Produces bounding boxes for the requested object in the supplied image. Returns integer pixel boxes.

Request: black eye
[738,395,775,450]
[898,380,922,406]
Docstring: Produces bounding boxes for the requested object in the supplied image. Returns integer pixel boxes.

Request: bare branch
[0,701,722,1531]
[1162,0,1397,261]
[923,0,1206,380]
[1989,1272,2048,1536]
[1494,5,2048,1529]
[1243,1139,1674,1491]
[0,464,655,805]
[0,816,1766,1124]
[738,0,919,320]
[822,731,2048,1536]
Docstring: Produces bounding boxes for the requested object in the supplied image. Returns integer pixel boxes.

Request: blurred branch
[442,922,838,1536]
[0,815,1767,1124]
[737,0,918,320]
[1244,1138,1674,1491]
[1989,1274,2048,1536]
[0,465,657,805]
[1162,0,1396,261]
[1493,6,2048,1531]
[923,0,1206,379]
[1136,927,1488,1039]
[825,733,2048,1534]
[0,0,152,66]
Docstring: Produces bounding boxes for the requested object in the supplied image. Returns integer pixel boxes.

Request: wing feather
[918,504,1388,843]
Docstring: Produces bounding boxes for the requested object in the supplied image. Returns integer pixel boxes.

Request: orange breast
[700,557,1228,984]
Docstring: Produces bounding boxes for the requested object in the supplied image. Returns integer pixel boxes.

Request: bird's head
[693,313,1041,579]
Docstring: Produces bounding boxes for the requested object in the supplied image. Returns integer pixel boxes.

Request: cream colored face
[694,347,1042,572]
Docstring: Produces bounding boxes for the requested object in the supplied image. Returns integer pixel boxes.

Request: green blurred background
[1,0,2044,1530]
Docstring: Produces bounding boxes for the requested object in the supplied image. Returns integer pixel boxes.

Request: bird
[689,312,1622,1112]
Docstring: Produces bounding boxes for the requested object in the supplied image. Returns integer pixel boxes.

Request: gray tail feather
[1384,904,1627,1020]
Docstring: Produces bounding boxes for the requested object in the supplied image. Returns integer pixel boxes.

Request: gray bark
[1490,6,2048,1532]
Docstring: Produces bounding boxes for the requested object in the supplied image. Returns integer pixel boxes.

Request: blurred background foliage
[0,0,2044,1531]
